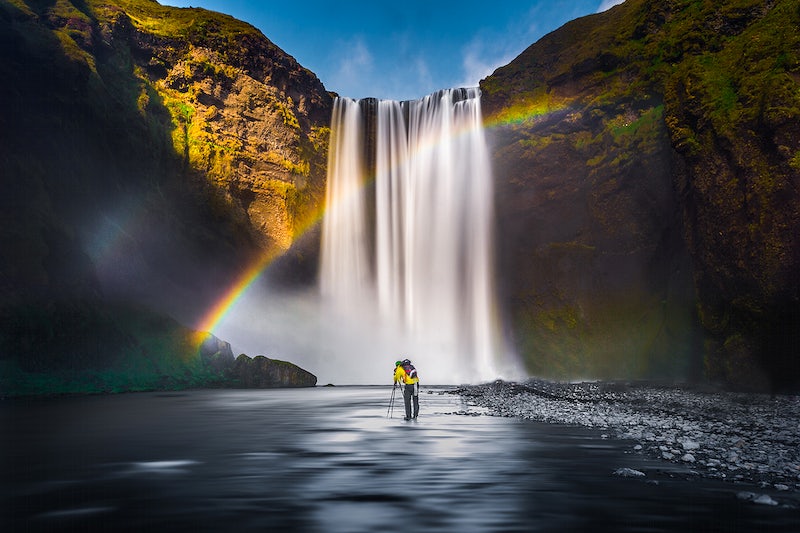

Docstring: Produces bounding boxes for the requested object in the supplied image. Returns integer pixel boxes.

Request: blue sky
[162,0,625,101]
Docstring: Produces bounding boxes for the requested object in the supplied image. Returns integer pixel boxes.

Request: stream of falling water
[320,88,519,384]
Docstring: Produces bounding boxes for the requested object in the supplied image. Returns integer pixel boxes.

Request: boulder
[232,354,317,388]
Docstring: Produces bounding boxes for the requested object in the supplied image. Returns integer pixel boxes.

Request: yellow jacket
[394,365,419,385]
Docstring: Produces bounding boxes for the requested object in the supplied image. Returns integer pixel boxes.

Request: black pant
[403,382,419,419]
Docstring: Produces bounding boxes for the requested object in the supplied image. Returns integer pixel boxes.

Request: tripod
[387,385,397,418]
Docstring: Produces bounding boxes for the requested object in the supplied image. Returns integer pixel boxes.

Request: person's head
[395,360,402,367]
[402,358,411,365]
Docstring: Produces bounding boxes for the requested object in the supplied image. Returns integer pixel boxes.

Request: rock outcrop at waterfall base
[0,0,328,395]
[2,325,317,395]
[232,355,318,388]
[481,0,799,391]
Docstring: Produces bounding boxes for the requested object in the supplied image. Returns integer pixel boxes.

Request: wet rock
[680,439,700,451]
[457,380,800,491]
[737,492,779,506]
[613,468,646,478]
[232,354,317,388]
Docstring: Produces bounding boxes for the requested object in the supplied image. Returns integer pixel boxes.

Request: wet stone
[456,379,800,491]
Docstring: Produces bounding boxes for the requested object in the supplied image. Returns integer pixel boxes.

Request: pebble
[454,380,800,492]
[737,492,779,506]
[680,439,700,451]
[613,468,646,478]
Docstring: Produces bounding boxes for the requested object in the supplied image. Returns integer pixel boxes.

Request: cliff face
[482,0,800,390]
[0,0,330,394]
[1,0,331,315]
[101,0,333,255]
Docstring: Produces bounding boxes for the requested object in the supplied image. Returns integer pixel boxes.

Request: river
[2,387,797,531]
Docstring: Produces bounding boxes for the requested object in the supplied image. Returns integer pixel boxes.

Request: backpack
[401,359,417,380]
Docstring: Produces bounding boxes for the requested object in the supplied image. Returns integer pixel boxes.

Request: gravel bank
[453,380,800,493]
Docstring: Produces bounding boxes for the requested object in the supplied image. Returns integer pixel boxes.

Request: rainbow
[191,203,328,346]
[483,95,570,130]
[194,252,272,338]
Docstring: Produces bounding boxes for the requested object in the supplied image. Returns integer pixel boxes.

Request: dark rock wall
[486,94,699,382]
[482,0,800,390]
[661,1,800,391]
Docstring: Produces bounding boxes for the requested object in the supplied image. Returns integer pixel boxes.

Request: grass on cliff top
[4,0,265,76]
[11,0,263,40]
[97,0,260,38]
[484,0,800,123]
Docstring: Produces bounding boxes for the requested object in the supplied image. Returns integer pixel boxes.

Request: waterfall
[319,98,370,306]
[321,88,517,384]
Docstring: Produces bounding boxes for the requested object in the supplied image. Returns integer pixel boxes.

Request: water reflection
[2,387,797,532]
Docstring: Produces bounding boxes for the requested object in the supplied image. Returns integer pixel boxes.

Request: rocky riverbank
[453,380,800,496]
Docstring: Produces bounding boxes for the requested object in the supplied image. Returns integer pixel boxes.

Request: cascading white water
[319,98,370,307]
[321,88,518,384]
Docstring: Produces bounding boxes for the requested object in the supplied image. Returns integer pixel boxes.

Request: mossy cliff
[0,0,329,394]
[481,0,799,391]
[1,0,332,293]
[3,0,797,394]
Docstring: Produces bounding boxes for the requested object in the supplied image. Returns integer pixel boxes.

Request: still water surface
[2,387,797,531]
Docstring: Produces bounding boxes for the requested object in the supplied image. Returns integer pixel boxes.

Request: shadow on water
[2,387,798,532]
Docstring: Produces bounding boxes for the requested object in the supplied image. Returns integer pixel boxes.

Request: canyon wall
[481,0,799,390]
